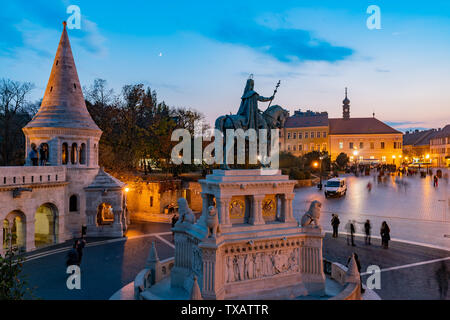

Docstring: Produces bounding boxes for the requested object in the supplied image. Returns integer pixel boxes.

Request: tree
[335,152,349,170]
[0,233,33,299]
[0,79,36,166]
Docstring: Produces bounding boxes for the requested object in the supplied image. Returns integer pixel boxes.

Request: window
[310,143,315,151]
[349,142,354,149]
[305,132,309,139]
[79,143,86,164]
[323,132,327,138]
[287,133,291,139]
[317,132,321,138]
[339,142,343,149]
[62,143,68,165]
[304,144,308,151]
[298,132,302,139]
[370,142,374,149]
[360,142,364,149]
[311,132,315,138]
[71,143,78,164]
[150,196,154,207]
[293,145,296,151]
[293,132,297,139]
[69,195,78,212]
[370,156,375,159]
[287,145,291,151]
[322,143,327,151]
[382,156,386,162]
[381,142,385,149]
[298,145,302,151]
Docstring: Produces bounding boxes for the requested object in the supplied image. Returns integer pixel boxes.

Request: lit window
[382,156,386,162]
[339,142,343,149]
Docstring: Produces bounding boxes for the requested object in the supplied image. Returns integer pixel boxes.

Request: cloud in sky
[214,21,354,64]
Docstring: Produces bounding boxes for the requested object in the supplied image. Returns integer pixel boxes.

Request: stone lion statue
[300,200,322,227]
[177,198,195,225]
[206,206,220,238]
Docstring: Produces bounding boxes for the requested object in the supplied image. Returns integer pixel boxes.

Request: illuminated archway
[97,203,114,225]
[3,211,26,251]
[35,203,58,248]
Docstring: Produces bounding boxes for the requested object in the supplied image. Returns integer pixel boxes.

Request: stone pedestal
[167,169,325,300]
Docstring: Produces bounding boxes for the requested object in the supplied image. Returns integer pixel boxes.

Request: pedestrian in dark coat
[380,221,391,249]
[77,237,86,266]
[364,219,372,245]
[331,214,340,238]
[66,242,79,267]
[29,144,38,166]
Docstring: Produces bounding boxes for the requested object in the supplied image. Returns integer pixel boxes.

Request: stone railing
[0,166,66,187]
[327,260,362,300]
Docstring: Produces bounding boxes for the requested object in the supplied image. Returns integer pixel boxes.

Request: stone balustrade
[0,166,67,187]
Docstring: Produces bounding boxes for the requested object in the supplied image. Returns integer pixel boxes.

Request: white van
[324,178,347,198]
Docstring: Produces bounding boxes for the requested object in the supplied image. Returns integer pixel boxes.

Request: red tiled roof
[328,118,401,135]
[284,115,329,128]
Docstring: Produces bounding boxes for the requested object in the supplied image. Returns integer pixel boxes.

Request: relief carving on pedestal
[229,198,245,219]
[224,247,299,283]
[262,195,276,218]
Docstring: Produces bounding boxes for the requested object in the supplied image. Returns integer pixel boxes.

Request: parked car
[324,178,347,198]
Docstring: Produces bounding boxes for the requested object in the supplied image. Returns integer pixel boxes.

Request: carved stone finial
[190,276,203,300]
[145,241,159,268]
[345,253,360,283]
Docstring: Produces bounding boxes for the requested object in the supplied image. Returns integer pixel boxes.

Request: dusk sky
[1,0,449,130]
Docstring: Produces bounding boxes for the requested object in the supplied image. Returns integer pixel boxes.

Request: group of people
[28,143,49,166]
[331,215,391,249]
[66,237,86,267]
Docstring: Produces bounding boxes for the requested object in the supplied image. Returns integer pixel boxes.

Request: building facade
[0,22,125,255]
[281,110,329,156]
[328,91,403,166]
[430,125,450,167]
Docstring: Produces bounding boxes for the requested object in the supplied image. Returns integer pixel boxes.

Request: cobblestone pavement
[294,171,450,249]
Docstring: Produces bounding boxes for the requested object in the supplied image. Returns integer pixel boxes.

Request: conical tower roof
[25,22,100,131]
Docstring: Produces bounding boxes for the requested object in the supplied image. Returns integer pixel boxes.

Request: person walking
[380,221,391,249]
[29,144,39,166]
[331,214,340,238]
[345,220,356,246]
[76,237,86,266]
[66,242,79,267]
[364,219,371,245]
[435,262,449,300]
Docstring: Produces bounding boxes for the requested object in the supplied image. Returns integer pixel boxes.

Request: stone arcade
[0,22,125,255]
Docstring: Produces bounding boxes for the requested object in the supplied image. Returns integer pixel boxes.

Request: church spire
[342,87,350,119]
[25,21,100,131]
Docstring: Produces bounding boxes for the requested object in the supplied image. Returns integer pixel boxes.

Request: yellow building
[328,91,403,166]
[430,125,450,167]
[281,110,329,156]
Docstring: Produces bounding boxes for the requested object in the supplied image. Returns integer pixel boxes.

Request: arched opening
[71,143,78,164]
[97,203,114,225]
[62,143,68,165]
[35,203,58,248]
[3,211,26,251]
[79,143,86,165]
[69,195,79,212]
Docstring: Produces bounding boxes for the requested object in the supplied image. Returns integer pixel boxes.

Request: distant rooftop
[328,117,401,135]
[285,110,329,128]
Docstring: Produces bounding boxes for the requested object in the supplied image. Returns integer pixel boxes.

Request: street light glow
[124,187,130,193]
